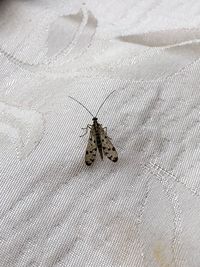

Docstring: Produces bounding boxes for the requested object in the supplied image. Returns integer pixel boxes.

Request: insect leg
[80,124,92,137]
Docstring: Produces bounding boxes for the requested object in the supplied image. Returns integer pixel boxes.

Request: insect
[68,91,118,165]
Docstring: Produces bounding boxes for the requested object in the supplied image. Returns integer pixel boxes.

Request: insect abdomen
[94,122,103,160]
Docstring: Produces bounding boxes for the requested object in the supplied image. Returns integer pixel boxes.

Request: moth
[69,91,118,165]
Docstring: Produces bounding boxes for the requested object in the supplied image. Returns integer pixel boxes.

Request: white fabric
[1,0,200,266]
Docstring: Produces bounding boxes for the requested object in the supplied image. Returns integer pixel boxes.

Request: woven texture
[1,0,200,266]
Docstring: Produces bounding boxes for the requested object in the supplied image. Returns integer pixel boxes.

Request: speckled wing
[85,129,97,166]
[101,127,118,162]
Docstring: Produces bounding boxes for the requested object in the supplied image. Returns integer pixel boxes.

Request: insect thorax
[92,118,101,131]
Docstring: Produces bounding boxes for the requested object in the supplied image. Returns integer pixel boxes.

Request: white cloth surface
[1,0,200,266]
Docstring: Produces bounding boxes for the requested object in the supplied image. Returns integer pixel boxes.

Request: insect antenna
[68,90,116,118]
[68,96,95,117]
[95,90,116,117]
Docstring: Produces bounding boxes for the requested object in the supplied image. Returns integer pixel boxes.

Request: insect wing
[85,129,97,166]
[101,127,118,162]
